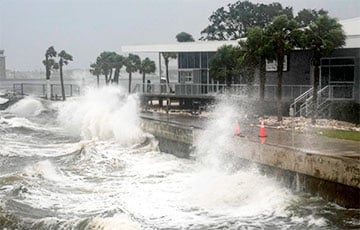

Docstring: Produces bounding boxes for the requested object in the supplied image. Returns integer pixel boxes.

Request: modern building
[0,50,6,79]
[122,17,360,120]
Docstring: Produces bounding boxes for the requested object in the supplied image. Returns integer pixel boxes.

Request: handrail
[298,85,330,117]
[290,87,313,108]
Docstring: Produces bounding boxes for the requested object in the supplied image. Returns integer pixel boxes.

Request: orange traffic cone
[234,121,241,136]
[259,119,267,137]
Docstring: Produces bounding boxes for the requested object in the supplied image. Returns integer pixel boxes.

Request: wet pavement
[140,111,360,161]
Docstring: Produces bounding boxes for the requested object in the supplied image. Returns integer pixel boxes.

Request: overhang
[121,17,360,53]
[121,40,242,53]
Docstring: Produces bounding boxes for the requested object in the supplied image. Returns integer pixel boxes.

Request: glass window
[330,66,354,82]
[330,58,354,66]
[201,52,208,68]
[179,70,193,83]
[194,53,200,68]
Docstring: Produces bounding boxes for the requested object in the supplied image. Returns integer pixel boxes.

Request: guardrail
[133,83,312,101]
[13,83,80,99]
[290,84,355,117]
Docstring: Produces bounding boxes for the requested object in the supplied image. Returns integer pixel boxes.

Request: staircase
[290,85,331,117]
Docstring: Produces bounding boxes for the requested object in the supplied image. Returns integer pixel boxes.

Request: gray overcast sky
[0,0,359,71]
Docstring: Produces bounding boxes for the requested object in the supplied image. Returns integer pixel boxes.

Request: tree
[266,15,303,121]
[295,8,328,27]
[124,53,141,93]
[162,52,177,92]
[112,53,125,84]
[43,46,57,99]
[139,57,156,92]
[240,26,272,102]
[176,32,195,42]
[96,51,115,85]
[209,45,241,87]
[43,46,57,80]
[90,62,101,87]
[57,50,73,101]
[200,1,293,40]
[303,13,345,124]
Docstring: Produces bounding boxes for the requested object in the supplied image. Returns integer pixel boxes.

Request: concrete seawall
[141,118,194,158]
[140,116,360,208]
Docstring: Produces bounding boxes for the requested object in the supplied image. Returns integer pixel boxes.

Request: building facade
[121,17,360,116]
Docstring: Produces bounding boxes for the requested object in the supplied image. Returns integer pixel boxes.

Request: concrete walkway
[140,111,360,161]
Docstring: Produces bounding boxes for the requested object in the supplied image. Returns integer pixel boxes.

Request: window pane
[330,58,354,65]
[330,66,354,82]
[201,53,208,68]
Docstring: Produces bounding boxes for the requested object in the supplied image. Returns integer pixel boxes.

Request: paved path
[140,111,360,161]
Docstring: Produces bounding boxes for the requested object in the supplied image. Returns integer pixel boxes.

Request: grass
[317,129,360,142]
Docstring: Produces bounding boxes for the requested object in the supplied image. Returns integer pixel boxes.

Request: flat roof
[121,17,360,53]
[121,40,241,53]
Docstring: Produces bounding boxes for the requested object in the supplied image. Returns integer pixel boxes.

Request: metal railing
[133,83,312,100]
[291,84,355,117]
[299,86,330,117]
[13,83,80,99]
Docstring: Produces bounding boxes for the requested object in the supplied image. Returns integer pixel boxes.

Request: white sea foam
[0,97,9,104]
[7,96,45,117]
[85,214,140,230]
[56,86,144,145]
[23,160,66,182]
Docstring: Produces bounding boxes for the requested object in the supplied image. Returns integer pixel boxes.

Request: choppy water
[0,87,359,229]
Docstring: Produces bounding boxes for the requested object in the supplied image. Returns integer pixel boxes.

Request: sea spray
[56,86,144,145]
[188,99,294,217]
[7,96,45,117]
[194,99,244,170]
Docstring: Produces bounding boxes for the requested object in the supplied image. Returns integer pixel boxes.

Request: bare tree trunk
[165,61,172,93]
[96,75,99,87]
[60,62,66,101]
[258,57,267,117]
[311,63,319,125]
[142,72,145,93]
[128,72,132,93]
[277,54,284,122]
[259,57,266,102]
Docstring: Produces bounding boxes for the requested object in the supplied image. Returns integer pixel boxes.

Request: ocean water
[0,86,359,229]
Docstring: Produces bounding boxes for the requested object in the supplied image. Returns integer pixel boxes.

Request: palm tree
[124,53,141,93]
[139,57,156,92]
[43,46,57,99]
[303,14,345,124]
[266,15,303,121]
[96,51,114,85]
[112,53,125,85]
[241,27,272,103]
[90,62,101,87]
[57,50,73,101]
[162,52,177,92]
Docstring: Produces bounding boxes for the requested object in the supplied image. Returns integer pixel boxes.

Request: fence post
[51,84,53,100]
[70,85,73,97]
[21,83,24,95]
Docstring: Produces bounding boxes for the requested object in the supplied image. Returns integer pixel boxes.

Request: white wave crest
[23,160,66,182]
[7,96,45,117]
[85,214,140,230]
[56,86,144,145]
